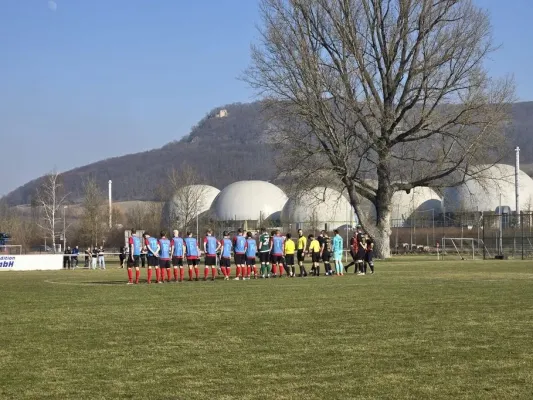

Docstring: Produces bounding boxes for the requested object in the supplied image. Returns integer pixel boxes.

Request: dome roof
[281,187,354,230]
[164,185,220,223]
[443,164,533,212]
[211,181,288,221]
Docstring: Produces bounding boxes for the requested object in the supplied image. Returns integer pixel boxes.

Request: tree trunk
[374,206,392,259]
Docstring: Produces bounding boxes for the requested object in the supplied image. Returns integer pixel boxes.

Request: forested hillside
[3,101,533,206]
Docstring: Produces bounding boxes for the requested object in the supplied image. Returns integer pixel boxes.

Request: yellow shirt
[297,236,307,250]
[284,239,295,255]
[308,239,320,253]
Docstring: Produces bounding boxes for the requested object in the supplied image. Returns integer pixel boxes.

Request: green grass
[1,260,533,399]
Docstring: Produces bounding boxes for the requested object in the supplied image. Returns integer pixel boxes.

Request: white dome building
[163,185,220,226]
[443,164,533,212]
[281,187,354,230]
[211,181,288,221]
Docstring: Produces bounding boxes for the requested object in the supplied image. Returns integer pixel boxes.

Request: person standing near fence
[63,246,71,269]
[98,246,105,270]
[72,246,79,268]
[91,246,98,269]
[332,230,344,276]
[84,247,91,268]
[363,235,375,275]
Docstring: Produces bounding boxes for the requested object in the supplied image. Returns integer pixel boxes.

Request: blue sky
[0,0,531,197]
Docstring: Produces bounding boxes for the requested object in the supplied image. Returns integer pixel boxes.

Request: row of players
[125,227,374,284]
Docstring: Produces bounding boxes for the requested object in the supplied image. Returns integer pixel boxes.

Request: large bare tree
[79,178,109,247]
[246,0,514,257]
[35,171,69,252]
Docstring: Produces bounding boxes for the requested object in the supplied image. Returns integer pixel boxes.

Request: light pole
[63,205,68,251]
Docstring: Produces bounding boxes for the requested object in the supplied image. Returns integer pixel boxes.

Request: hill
[3,101,533,206]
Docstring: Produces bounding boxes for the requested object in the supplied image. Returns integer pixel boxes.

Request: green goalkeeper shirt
[259,233,271,252]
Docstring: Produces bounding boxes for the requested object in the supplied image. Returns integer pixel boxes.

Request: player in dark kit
[344,231,359,273]
[159,231,172,282]
[320,231,333,276]
[203,230,221,281]
[127,229,142,284]
[355,227,366,275]
[363,236,375,275]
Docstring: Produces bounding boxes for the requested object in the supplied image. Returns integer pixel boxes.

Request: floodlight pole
[515,147,520,225]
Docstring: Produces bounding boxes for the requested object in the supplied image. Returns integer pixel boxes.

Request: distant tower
[108,180,113,228]
[215,109,228,118]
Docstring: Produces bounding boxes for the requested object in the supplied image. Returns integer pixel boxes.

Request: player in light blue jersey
[332,229,344,276]
[245,232,258,279]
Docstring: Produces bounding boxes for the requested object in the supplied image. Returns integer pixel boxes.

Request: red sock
[127,268,133,283]
[194,267,199,278]
[211,267,216,278]
[253,266,257,276]
[221,267,227,277]
[247,266,251,277]
[173,267,178,281]
[135,268,140,284]
[147,267,152,283]
[167,269,171,281]
[156,268,161,282]
[204,268,209,278]
[162,268,167,281]
[236,266,241,278]
[272,264,277,275]
[188,268,193,280]
[226,268,231,277]
[180,268,184,281]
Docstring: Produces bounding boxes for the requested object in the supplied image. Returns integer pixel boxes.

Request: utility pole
[108,180,113,229]
[515,147,520,225]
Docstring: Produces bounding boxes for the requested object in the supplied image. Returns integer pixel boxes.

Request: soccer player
[127,229,142,284]
[258,228,271,278]
[307,234,321,276]
[171,230,185,282]
[271,230,285,277]
[297,229,307,277]
[245,231,258,279]
[356,227,366,275]
[144,232,160,283]
[159,231,172,282]
[203,229,221,281]
[220,231,232,280]
[185,232,201,281]
[364,235,375,274]
[320,231,332,276]
[332,229,344,276]
[284,233,296,277]
[344,231,358,273]
[233,229,247,280]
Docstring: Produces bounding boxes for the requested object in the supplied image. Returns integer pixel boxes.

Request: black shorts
[246,257,256,266]
[356,249,366,261]
[187,258,199,266]
[234,253,245,265]
[220,258,231,268]
[297,250,305,262]
[311,252,320,263]
[271,255,283,264]
[205,256,217,266]
[322,252,331,262]
[285,254,295,265]
[172,256,183,266]
[159,259,171,268]
[259,252,270,263]
[128,255,140,268]
[365,251,373,263]
[148,255,158,267]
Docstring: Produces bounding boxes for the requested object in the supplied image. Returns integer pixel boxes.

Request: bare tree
[35,171,69,252]
[79,178,109,247]
[246,0,514,257]
[163,164,209,233]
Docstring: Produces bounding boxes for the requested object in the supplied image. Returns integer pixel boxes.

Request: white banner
[0,255,64,271]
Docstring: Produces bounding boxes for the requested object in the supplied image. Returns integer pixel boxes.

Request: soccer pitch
[1,260,532,399]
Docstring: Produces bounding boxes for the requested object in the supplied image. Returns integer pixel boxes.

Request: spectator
[84,248,91,268]
[91,246,98,270]
[140,245,148,268]
[119,246,126,269]
[71,246,79,268]
[98,246,105,270]
[63,246,71,269]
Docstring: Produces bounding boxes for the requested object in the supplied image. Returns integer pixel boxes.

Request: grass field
[1,260,533,399]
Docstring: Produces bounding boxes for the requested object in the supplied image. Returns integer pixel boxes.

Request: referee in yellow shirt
[284,233,296,277]
[308,234,321,277]
[297,229,307,277]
